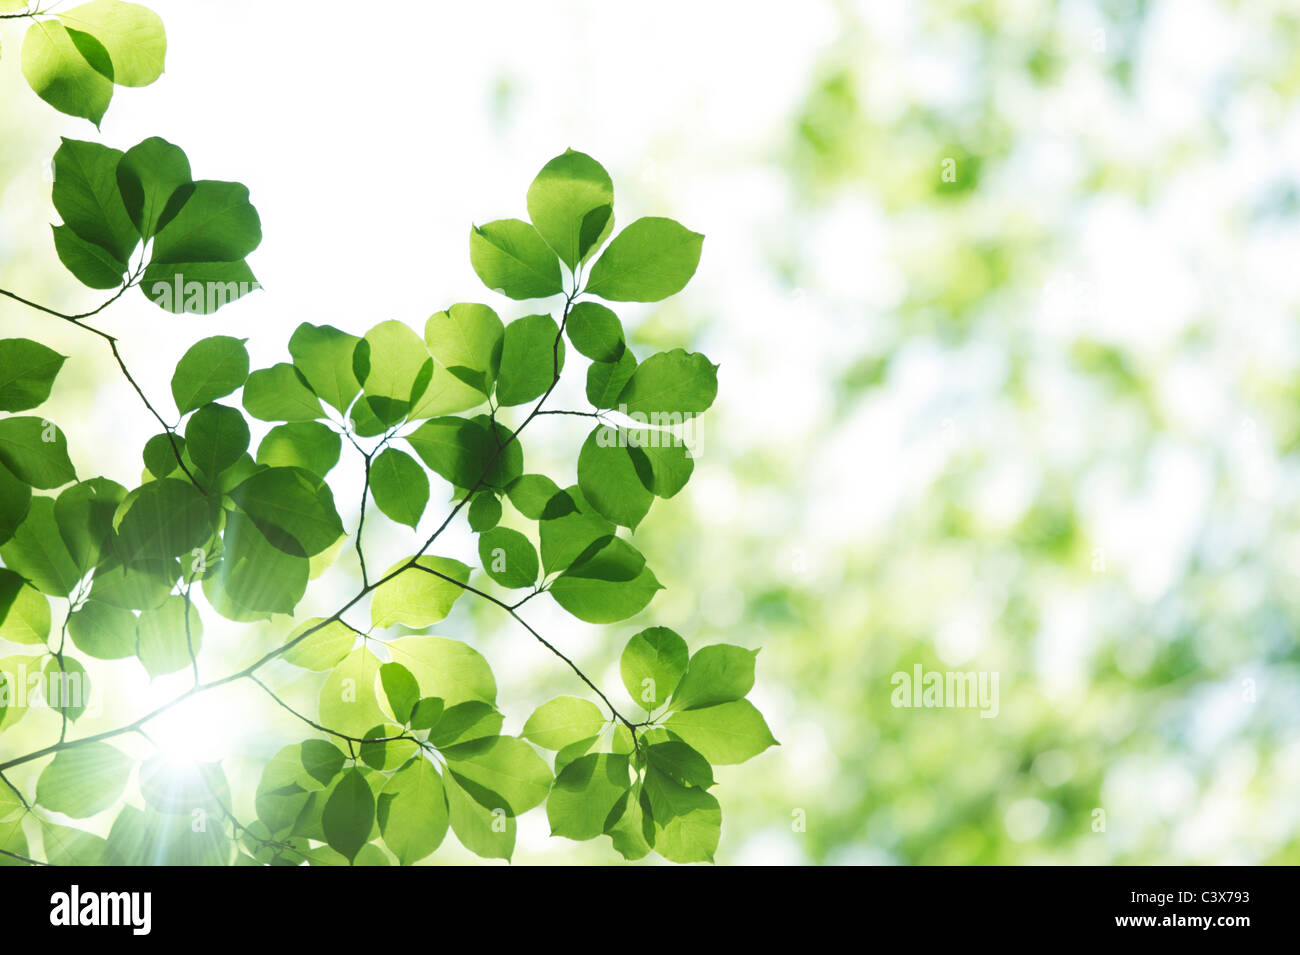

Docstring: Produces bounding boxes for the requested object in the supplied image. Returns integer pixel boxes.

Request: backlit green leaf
[470,219,563,300]
[172,335,249,415]
[585,217,704,303]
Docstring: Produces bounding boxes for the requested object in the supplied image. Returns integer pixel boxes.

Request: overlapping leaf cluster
[0,3,775,864]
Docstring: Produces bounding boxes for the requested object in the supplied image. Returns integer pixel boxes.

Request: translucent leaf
[255,421,341,477]
[242,363,323,422]
[229,466,343,558]
[546,752,631,841]
[616,348,718,417]
[469,219,563,300]
[369,448,429,529]
[21,23,114,125]
[51,223,126,288]
[577,426,653,530]
[663,700,778,765]
[0,497,82,596]
[467,492,501,532]
[0,462,30,548]
[621,627,689,711]
[352,320,432,425]
[386,636,496,708]
[584,217,704,303]
[136,594,202,677]
[0,417,76,488]
[495,313,564,407]
[321,769,374,863]
[369,557,470,629]
[521,696,606,751]
[640,765,720,863]
[377,757,448,865]
[115,135,190,239]
[443,769,514,861]
[115,478,213,562]
[670,644,758,711]
[288,323,362,414]
[318,647,384,739]
[150,180,261,265]
[183,402,249,478]
[423,303,504,400]
[443,735,552,815]
[586,348,637,410]
[66,599,136,659]
[476,526,538,589]
[36,742,130,818]
[171,335,250,415]
[565,302,625,362]
[644,740,714,789]
[0,339,66,413]
[0,568,51,645]
[282,617,355,671]
[505,473,561,520]
[54,476,125,570]
[379,662,419,724]
[58,0,167,87]
[527,149,614,269]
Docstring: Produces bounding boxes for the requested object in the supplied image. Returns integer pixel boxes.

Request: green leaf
[621,626,688,711]
[423,303,504,399]
[616,348,718,417]
[203,512,307,618]
[470,219,564,300]
[0,339,66,412]
[55,478,124,573]
[150,180,261,264]
[0,417,75,488]
[106,805,230,865]
[586,348,637,409]
[467,492,501,532]
[66,599,136,659]
[140,258,260,314]
[645,740,714,789]
[670,644,758,710]
[443,769,514,861]
[136,594,202,677]
[369,448,429,529]
[495,313,564,407]
[538,487,614,574]
[405,415,521,490]
[549,562,661,624]
[321,768,375,863]
[0,568,51,645]
[41,655,89,721]
[443,735,552,815]
[256,421,341,477]
[183,402,249,478]
[35,742,130,818]
[477,526,538,589]
[378,757,448,865]
[300,739,346,788]
[0,497,82,596]
[115,478,211,561]
[663,699,777,765]
[172,335,250,415]
[21,22,114,125]
[50,138,136,261]
[506,473,561,520]
[230,466,343,558]
[547,753,631,841]
[634,433,694,498]
[577,426,653,530]
[353,320,433,425]
[282,617,355,671]
[379,662,420,724]
[115,135,190,239]
[318,647,384,739]
[58,0,167,87]
[427,701,501,747]
[288,323,362,414]
[566,301,625,362]
[51,223,127,288]
[386,636,496,708]
[409,697,445,731]
[527,149,615,269]
[521,696,606,751]
[606,782,652,861]
[141,433,182,478]
[243,363,323,422]
[585,217,704,303]
[370,557,471,629]
[40,821,108,865]
[640,765,720,863]
[0,462,31,547]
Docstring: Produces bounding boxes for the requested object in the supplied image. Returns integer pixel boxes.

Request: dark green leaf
[566,301,625,361]
[54,476,125,570]
[645,740,714,789]
[586,348,637,409]
[640,765,720,863]
[0,339,66,412]
[577,426,653,529]
[0,417,75,488]
[288,323,362,414]
[0,497,82,596]
[369,448,428,529]
[230,466,343,558]
[184,402,249,478]
[51,223,127,288]
[495,313,564,407]
[505,473,561,520]
[140,258,260,314]
[477,526,538,589]
[141,432,185,478]
[405,415,521,490]
[150,180,261,264]
[301,740,346,788]
[115,136,191,239]
[379,662,420,724]
[0,462,31,547]
[467,492,501,532]
[321,768,374,863]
